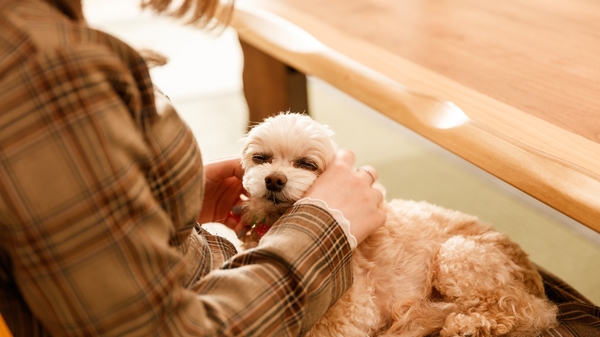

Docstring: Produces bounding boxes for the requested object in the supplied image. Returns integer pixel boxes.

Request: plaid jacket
[0,0,353,335]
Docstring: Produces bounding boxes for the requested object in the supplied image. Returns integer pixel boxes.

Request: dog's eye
[252,153,272,164]
[294,158,318,171]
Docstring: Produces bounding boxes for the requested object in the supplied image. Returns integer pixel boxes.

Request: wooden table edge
[230,2,600,233]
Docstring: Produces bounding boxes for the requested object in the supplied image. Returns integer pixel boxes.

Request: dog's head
[240,113,336,210]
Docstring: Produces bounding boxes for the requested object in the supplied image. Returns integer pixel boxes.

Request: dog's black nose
[265,173,287,192]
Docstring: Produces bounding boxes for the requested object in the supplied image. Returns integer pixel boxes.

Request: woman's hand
[304,149,386,244]
[198,157,246,230]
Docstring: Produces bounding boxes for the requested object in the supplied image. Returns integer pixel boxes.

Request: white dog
[238,113,557,337]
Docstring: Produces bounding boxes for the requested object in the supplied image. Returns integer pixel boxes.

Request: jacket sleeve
[194,204,354,336]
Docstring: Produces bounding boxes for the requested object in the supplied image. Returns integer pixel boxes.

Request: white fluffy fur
[240,113,557,336]
[239,113,336,241]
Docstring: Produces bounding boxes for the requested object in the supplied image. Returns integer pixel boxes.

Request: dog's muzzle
[265,172,287,192]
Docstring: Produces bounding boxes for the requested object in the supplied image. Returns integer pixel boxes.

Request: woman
[0,0,386,335]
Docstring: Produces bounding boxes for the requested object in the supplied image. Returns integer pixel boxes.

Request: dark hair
[42,0,84,21]
[45,0,235,28]
[141,0,235,29]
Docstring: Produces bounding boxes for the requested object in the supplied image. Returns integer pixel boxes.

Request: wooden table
[229,0,600,233]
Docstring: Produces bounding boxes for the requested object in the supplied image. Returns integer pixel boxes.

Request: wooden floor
[84,0,600,304]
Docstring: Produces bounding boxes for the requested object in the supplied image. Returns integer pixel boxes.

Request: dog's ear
[316,122,338,162]
[239,121,264,169]
[321,123,337,148]
[239,134,252,170]
[320,122,334,137]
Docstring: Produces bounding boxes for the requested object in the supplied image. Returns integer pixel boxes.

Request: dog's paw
[440,312,492,337]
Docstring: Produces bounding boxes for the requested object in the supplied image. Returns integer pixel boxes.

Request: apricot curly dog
[238,113,557,337]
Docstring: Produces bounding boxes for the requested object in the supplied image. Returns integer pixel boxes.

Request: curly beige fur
[308,200,557,337]
[241,113,557,336]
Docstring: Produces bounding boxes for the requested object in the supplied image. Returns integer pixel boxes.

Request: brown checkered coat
[0,1,353,335]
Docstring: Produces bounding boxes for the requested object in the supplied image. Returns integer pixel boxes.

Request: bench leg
[239,39,309,128]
